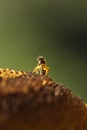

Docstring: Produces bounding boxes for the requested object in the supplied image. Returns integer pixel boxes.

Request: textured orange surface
[0,71,87,130]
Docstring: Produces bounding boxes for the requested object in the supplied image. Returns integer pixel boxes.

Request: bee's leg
[33,67,38,73]
[45,70,48,75]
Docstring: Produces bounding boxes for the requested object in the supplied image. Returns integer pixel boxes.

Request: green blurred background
[0,0,87,101]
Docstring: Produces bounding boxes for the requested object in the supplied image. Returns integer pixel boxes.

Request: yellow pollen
[0,68,26,79]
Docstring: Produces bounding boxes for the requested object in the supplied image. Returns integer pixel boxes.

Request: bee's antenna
[34,54,39,57]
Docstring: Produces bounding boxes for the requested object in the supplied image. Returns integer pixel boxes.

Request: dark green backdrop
[0,1,87,101]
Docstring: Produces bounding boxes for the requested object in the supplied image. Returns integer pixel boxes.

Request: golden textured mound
[0,68,26,79]
[0,70,87,130]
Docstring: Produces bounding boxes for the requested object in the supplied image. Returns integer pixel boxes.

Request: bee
[33,56,49,76]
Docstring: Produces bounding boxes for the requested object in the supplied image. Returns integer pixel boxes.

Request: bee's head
[37,56,46,64]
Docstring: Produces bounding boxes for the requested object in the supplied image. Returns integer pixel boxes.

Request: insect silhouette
[33,56,49,76]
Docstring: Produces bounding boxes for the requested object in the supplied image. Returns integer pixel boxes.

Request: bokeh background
[0,0,87,101]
